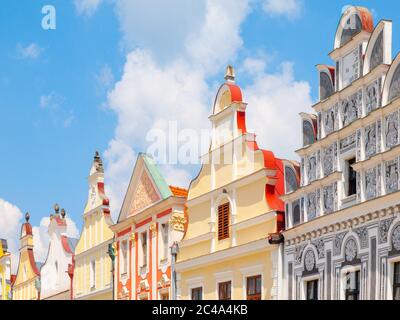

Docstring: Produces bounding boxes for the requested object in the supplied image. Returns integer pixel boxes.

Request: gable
[131,168,161,214]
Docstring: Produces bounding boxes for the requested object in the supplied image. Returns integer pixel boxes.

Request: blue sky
[1,0,399,263]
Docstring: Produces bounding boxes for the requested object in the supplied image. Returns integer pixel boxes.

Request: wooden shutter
[218,203,230,240]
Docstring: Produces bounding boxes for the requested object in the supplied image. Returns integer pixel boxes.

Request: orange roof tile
[169,185,188,197]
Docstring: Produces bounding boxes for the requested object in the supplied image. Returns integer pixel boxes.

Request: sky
[1,0,400,270]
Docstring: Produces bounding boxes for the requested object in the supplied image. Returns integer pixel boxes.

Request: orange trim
[117,227,131,238]
[226,83,243,103]
[27,248,40,276]
[237,111,247,134]
[169,186,188,197]
[135,217,152,228]
[157,208,172,219]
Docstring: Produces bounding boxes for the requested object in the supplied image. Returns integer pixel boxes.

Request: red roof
[169,185,188,197]
[226,83,243,103]
[28,248,40,276]
[61,235,74,255]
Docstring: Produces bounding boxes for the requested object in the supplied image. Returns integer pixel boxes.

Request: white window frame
[240,264,264,300]
[187,277,204,300]
[214,271,233,300]
[301,274,320,300]
[387,256,400,300]
[340,265,361,300]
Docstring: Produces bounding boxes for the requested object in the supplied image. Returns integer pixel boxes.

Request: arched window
[370,31,383,71]
[340,14,362,46]
[303,120,315,146]
[285,166,298,194]
[389,64,400,103]
[218,202,230,240]
[320,72,334,100]
[292,201,300,226]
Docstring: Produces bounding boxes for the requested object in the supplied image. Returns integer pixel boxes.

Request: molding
[232,211,276,231]
[74,239,113,259]
[180,232,213,248]
[240,264,264,276]
[352,143,400,171]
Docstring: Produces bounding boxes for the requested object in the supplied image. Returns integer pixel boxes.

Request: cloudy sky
[0,0,397,270]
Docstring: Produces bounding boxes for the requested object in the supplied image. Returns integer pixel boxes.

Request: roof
[169,186,188,197]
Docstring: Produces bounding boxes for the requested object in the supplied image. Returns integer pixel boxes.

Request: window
[121,240,128,275]
[346,158,357,196]
[160,292,169,300]
[306,280,318,300]
[345,271,360,300]
[246,275,262,300]
[292,202,301,226]
[141,232,147,268]
[218,203,230,240]
[191,287,203,300]
[218,281,231,300]
[161,223,169,260]
[393,262,400,300]
[90,260,96,289]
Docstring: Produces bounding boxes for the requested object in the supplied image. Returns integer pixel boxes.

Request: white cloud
[242,59,313,160]
[262,0,303,20]
[39,93,74,128]
[74,0,102,16]
[16,43,43,59]
[95,64,114,91]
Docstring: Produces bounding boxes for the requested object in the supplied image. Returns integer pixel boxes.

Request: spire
[224,65,235,83]
[93,150,104,173]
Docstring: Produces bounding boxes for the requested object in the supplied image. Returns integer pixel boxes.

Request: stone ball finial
[54,203,60,214]
[61,208,66,219]
[25,212,30,222]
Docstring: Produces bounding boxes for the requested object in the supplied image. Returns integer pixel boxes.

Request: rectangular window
[161,223,169,260]
[218,203,230,240]
[345,271,360,300]
[90,260,96,289]
[306,280,318,300]
[218,281,231,300]
[394,262,400,300]
[141,232,147,268]
[346,158,357,196]
[121,240,128,275]
[191,287,203,300]
[246,275,262,300]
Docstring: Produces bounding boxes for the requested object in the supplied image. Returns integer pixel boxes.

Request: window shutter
[218,203,230,240]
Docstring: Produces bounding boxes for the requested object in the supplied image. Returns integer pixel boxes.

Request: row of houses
[1,5,400,300]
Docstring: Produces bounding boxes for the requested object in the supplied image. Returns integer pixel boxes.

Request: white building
[282,6,400,300]
[40,205,77,300]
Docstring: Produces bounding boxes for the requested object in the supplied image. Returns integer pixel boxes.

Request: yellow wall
[0,244,11,300]
[12,250,39,300]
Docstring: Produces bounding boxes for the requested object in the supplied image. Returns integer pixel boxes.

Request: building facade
[111,153,187,300]
[72,152,114,300]
[12,213,41,300]
[0,239,11,300]
[175,66,296,300]
[282,6,400,300]
[40,205,77,300]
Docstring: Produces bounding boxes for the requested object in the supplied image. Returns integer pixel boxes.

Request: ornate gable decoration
[131,170,160,215]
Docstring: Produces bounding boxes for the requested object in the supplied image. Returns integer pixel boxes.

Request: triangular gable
[118,153,172,222]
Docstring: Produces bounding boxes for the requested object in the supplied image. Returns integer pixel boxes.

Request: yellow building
[72,151,114,300]
[12,213,41,300]
[0,239,11,300]
[175,66,296,300]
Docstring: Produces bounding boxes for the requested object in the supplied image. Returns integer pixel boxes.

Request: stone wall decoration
[340,14,362,46]
[356,129,361,161]
[377,164,382,197]
[320,72,334,101]
[292,200,301,225]
[366,80,379,114]
[334,103,339,130]
[365,123,377,158]
[323,144,334,177]
[316,150,321,180]
[311,239,325,259]
[379,217,395,244]
[300,158,304,187]
[303,120,316,146]
[385,111,399,149]
[377,119,382,153]
[307,154,317,183]
[365,167,377,200]
[392,225,400,251]
[370,31,384,71]
[295,244,307,265]
[323,185,334,214]
[354,226,369,249]
[334,231,348,256]
[317,112,322,140]
[389,64,400,103]
[385,159,399,194]
[304,250,316,272]
[345,239,358,262]
[285,166,298,194]
[307,192,317,220]
[340,133,356,154]
[341,93,359,127]
[334,182,338,211]
[324,107,335,136]
[356,171,361,202]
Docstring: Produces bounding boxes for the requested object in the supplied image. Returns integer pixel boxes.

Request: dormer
[317,65,335,101]
[300,113,318,147]
[330,6,374,91]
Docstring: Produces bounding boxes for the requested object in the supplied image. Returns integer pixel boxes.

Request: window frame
[217,202,230,241]
[191,287,203,300]
[246,275,262,300]
[218,281,232,300]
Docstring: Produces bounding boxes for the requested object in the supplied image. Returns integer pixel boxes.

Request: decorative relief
[370,31,383,71]
[377,120,382,153]
[300,159,304,187]
[366,81,379,114]
[132,172,160,214]
[334,103,339,130]
[304,250,316,272]
[354,226,369,249]
[323,185,334,214]
[340,133,356,154]
[285,166,298,193]
[377,164,382,197]
[295,244,307,265]
[307,192,317,220]
[356,171,361,202]
[379,217,395,244]
[389,64,400,103]
[341,92,360,127]
[385,111,399,149]
[365,167,377,200]
[323,144,334,177]
[316,151,321,180]
[320,72,334,101]
[170,213,187,232]
[303,120,315,146]
[306,154,317,183]
[385,159,399,194]
[333,231,348,256]
[392,225,400,251]
[345,239,358,262]
[149,222,157,237]
[300,197,305,222]
[324,107,335,136]
[311,239,325,259]
[365,123,377,159]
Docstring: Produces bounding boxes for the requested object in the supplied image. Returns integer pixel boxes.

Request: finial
[93,150,104,173]
[25,212,30,222]
[61,208,66,219]
[54,203,60,215]
[224,65,235,82]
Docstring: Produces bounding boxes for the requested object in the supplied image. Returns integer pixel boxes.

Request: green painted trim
[141,153,172,199]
